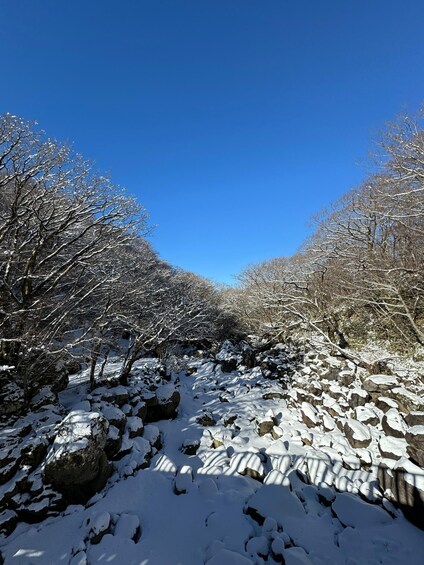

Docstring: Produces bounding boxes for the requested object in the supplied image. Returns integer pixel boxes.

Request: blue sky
[2,1,424,284]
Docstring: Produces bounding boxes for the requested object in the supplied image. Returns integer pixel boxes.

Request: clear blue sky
[2,1,424,284]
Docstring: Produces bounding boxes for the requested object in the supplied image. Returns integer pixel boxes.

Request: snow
[2,356,424,564]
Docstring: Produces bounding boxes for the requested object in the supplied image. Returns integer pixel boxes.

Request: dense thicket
[233,108,424,353]
[0,114,232,396]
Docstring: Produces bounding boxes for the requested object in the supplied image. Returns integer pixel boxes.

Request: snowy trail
[2,358,424,564]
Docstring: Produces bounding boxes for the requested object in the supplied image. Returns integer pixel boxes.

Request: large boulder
[362,375,399,394]
[44,410,111,502]
[378,458,424,530]
[144,384,180,422]
[389,388,424,413]
[344,419,372,448]
[406,426,424,467]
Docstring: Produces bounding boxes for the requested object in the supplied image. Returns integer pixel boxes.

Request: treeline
[231,108,424,354]
[0,114,235,397]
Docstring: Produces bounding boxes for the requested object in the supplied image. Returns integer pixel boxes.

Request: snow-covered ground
[1,356,424,564]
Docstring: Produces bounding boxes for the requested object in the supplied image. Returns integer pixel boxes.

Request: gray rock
[382,409,407,438]
[362,375,399,394]
[344,419,372,448]
[406,426,424,467]
[348,388,369,408]
[44,411,111,503]
[378,458,424,530]
[406,411,424,427]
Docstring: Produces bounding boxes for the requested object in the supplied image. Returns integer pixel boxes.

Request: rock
[355,406,379,426]
[21,436,49,469]
[0,382,25,416]
[362,375,399,394]
[174,465,194,494]
[145,384,180,422]
[105,425,122,458]
[331,492,391,527]
[382,409,407,438]
[229,452,266,481]
[406,426,424,467]
[114,513,141,541]
[126,416,144,438]
[389,387,424,413]
[339,370,356,386]
[30,386,58,410]
[378,458,424,530]
[378,436,406,460]
[197,412,215,427]
[86,511,111,544]
[143,425,162,451]
[376,397,399,413]
[132,400,147,420]
[262,392,285,400]
[257,417,277,437]
[108,386,129,407]
[348,388,369,408]
[344,419,372,448]
[405,411,424,427]
[246,484,305,526]
[98,404,127,434]
[44,410,111,503]
[300,402,319,428]
[0,509,18,535]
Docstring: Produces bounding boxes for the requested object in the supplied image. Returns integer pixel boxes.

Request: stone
[197,412,215,427]
[257,416,277,436]
[348,388,369,408]
[300,402,319,428]
[389,387,424,413]
[86,511,111,544]
[126,416,144,438]
[406,426,424,467]
[378,458,424,530]
[406,411,424,427]
[98,404,127,434]
[382,409,407,438]
[44,410,111,503]
[376,397,399,413]
[0,509,18,535]
[145,384,180,422]
[378,436,406,460]
[362,375,399,394]
[355,406,379,426]
[344,419,372,448]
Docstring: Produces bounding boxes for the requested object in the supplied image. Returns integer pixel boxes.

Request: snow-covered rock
[406,426,424,467]
[344,419,372,448]
[44,410,111,502]
[382,408,407,438]
[362,375,399,394]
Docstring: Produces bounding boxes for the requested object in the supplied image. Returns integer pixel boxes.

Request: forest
[1,108,423,405]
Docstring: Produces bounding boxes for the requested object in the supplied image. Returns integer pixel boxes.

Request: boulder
[44,410,111,503]
[348,388,369,408]
[362,375,399,394]
[344,419,372,448]
[300,402,319,428]
[405,412,424,427]
[376,397,399,413]
[378,458,424,530]
[389,388,424,413]
[0,382,25,417]
[355,406,379,426]
[381,409,407,438]
[144,384,180,422]
[406,426,424,467]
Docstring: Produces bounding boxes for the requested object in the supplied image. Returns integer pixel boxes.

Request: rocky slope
[0,341,423,564]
